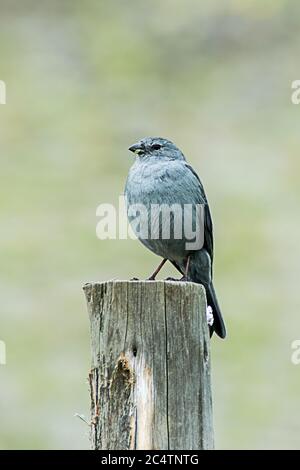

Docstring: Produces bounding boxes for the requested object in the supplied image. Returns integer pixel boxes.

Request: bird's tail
[206,282,226,339]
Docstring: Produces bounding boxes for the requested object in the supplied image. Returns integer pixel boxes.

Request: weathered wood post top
[83,279,214,450]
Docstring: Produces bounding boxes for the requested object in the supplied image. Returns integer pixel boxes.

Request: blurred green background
[0,0,299,450]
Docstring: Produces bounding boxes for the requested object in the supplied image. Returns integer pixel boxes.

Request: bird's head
[128,137,185,161]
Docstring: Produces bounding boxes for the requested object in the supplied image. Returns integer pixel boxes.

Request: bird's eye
[151,144,162,150]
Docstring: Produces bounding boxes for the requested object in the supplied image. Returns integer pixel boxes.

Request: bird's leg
[165,258,191,282]
[147,258,167,281]
[180,255,191,281]
[185,255,191,278]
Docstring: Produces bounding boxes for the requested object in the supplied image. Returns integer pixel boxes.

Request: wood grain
[83,280,214,450]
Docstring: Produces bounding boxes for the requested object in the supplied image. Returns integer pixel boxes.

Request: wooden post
[83,280,214,450]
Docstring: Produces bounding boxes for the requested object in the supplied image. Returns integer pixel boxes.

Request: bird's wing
[184,163,214,264]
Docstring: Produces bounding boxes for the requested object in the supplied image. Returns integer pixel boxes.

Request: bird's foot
[165,277,180,282]
[130,277,139,281]
[206,306,214,326]
[180,276,190,282]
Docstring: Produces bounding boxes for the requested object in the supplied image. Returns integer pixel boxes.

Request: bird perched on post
[125,137,226,339]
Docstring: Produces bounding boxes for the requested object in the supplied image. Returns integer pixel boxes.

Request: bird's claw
[165,276,190,282]
[130,277,139,281]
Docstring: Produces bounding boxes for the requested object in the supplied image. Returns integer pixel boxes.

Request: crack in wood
[84,280,213,450]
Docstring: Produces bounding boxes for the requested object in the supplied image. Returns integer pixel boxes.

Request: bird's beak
[128,143,144,155]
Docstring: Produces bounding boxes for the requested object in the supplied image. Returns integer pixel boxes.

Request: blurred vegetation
[0,0,299,449]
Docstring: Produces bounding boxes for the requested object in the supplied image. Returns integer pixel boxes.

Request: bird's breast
[125,161,202,261]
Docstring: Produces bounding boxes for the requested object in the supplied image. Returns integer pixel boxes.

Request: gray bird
[125,136,226,338]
